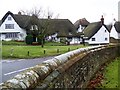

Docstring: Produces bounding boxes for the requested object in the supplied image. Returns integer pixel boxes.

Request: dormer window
[68,30,72,35]
[8,17,12,20]
[30,25,38,30]
[69,32,72,35]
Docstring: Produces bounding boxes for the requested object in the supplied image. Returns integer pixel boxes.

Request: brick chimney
[101,15,104,25]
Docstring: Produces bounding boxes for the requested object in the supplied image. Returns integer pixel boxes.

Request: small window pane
[92,38,95,41]
[8,17,12,20]
[105,38,107,41]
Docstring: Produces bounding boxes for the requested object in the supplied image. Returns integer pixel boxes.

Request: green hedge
[25,35,33,45]
[2,41,26,45]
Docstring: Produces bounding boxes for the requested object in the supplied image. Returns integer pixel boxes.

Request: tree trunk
[41,39,44,48]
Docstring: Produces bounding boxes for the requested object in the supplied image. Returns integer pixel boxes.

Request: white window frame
[30,25,38,30]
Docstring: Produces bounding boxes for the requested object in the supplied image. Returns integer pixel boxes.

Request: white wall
[70,37,81,44]
[77,25,85,33]
[0,15,26,41]
[110,26,119,39]
[88,26,109,44]
[118,1,120,21]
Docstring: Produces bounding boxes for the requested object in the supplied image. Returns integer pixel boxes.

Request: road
[0,56,55,84]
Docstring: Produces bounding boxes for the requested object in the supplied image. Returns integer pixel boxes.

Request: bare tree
[19,7,59,47]
[20,7,43,18]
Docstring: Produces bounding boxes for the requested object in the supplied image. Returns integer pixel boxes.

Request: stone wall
[0,45,120,89]
[110,37,120,43]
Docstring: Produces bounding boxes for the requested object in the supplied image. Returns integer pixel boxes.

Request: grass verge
[99,57,120,89]
[2,45,85,59]
[88,57,120,89]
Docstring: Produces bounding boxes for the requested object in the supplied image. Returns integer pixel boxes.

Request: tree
[20,7,59,47]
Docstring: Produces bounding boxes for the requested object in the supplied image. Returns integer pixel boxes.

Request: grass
[2,41,86,59]
[99,57,120,89]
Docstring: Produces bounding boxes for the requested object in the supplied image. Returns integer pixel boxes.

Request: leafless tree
[19,7,59,47]
[20,7,43,18]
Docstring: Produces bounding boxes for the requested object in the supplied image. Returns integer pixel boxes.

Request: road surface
[0,56,55,84]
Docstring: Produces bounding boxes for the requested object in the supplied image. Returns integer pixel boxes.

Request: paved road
[0,56,55,84]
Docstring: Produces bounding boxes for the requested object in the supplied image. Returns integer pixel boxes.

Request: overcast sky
[0,0,119,24]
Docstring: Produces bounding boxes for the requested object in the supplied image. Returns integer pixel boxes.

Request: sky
[0,0,119,24]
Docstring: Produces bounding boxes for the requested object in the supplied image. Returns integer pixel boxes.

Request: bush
[60,38,67,44]
[37,35,45,45]
[25,35,33,45]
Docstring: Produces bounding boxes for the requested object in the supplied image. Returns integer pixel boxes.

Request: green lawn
[100,57,120,89]
[2,44,85,59]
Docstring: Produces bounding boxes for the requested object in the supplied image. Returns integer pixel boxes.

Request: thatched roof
[114,21,120,33]
[106,24,112,32]
[1,11,32,29]
[40,19,77,37]
[74,18,89,29]
[1,11,77,37]
[83,21,109,39]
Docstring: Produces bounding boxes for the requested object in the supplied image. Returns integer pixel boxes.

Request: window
[30,25,38,30]
[5,33,18,38]
[8,17,12,20]
[68,30,72,35]
[92,38,95,41]
[105,38,107,41]
[105,30,107,32]
[5,24,14,29]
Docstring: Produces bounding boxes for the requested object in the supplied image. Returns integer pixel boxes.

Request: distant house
[74,18,89,33]
[0,11,79,44]
[73,18,90,44]
[83,16,110,45]
[110,21,120,42]
[40,19,78,44]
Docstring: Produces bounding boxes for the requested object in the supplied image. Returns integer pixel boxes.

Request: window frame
[91,38,95,41]
[105,37,108,41]
[8,17,12,21]
[5,33,18,39]
[5,24,14,29]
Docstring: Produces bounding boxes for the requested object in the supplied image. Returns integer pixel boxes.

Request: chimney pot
[101,15,104,25]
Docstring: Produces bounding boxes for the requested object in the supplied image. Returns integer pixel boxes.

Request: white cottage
[0,11,79,45]
[83,16,110,45]
[110,21,120,40]
[0,11,27,41]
